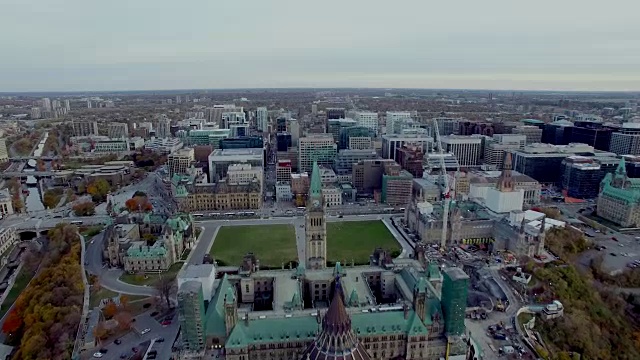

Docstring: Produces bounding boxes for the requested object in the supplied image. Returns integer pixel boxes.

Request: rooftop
[443,267,469,281]
[179,264,215,279]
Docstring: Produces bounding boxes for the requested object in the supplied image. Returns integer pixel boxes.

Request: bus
[383,207,394,212]
[193,213,204,217]
[70,220,83,225]
[245,211,255,216]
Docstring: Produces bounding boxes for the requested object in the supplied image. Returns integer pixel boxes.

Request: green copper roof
[205,274,236,337]
[428,262,441,280]
[225,316,319,348]
[416,277,426,294]
[225,308,430,349]
[225,285,236,305]
[310,160,322,198]
[348,289,359,307]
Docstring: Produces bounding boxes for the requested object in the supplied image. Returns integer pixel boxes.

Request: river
[22,133,49,212]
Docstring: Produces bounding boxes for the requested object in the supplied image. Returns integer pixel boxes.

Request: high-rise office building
[156,115,172,138]
[381,134,433,162]
[72,120,99,137]
[108,123,129,139]
[326,108,346,120]
[311,104,318,115]
[327,118,357,142]
[512,125,543,145]
[256,107,268,133]
[386,111,412,135]
[64,100,71,111]
[178,281,206,352]
[433,117,461,136]
[0,138,8,163]
[609,124,640,155]
[287,118,300,146]
[353,111,378,134]
[222,111,249,137]
[561,156,618,199]
[441,267,469,336]
[440,135,483,167]
[168,148,195,177]
[483,134,526,170]
[276,133,292,152]
[298,135,337,173]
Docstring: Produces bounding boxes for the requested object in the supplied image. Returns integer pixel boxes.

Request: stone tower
[306,161,327,270]
[414,277,427,323]
[224,286,238,336]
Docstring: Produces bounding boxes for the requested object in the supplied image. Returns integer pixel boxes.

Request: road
[86,232,156,296]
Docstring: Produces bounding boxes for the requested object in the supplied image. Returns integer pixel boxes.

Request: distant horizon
[2,86,639,97]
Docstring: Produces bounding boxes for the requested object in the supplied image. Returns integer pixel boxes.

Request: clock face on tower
[312,199,320,208]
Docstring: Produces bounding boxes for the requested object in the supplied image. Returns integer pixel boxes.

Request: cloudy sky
[1,0,639,92]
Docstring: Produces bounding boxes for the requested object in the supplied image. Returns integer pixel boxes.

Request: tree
[103,302,118,319]
[114,312,133,331]
[72,201,95,216]
[154,276,177,309]
[87,178,110,202]
[119,295,129,310]
[125,196,153,213]
[2,309,23,334]
[93,322,109,340]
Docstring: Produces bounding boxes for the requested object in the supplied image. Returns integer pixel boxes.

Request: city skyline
[2,0,639,92]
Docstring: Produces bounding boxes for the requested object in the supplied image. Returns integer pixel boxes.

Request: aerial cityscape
[1,1,640,360]
[0,88,638,360]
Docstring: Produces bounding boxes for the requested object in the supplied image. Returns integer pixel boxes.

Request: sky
[1,0,639,92]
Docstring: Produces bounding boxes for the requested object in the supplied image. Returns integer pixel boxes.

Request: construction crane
[433,119,451,251]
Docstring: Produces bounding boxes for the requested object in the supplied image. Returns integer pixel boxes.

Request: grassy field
[89,288,119,308]
[119,262,184,286]
[327,220,401,264]
[0,267,35,318]
[210,225,297,268]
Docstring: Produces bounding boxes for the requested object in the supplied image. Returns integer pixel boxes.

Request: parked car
[114,339,122,345]
[93,353,104,358]
[141,328,151,335]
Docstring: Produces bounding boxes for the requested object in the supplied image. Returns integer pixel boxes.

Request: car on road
[612,236,618,241]
[120,354,128,359]
[156,337,165,342]
[610,252,617,256]
[161,320,171,326]
[141,328,151,335]
[114,338,122,345]
[93,353,104,358]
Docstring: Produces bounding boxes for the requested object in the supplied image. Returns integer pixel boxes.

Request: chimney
[244,314,249,326]
[403,303,409,319]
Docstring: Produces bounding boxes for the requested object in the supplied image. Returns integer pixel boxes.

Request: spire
[224,286,236,305]
[539,216,546,234]
[310,160,322,198]
[323,279,350,334]
[301,277,371,360]
[497,152,514,191]
[617,157,627,176]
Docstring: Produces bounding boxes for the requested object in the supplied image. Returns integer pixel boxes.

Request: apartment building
[276,160,293,184]
[72,120,99,136]
[353,111,379,133]
[108,122,130,139]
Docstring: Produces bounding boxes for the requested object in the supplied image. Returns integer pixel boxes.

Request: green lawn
[89,288,119,308]
[0,267,35,318]
[327,221,401,265]
[119,262,184,286]
[210,225,297,268]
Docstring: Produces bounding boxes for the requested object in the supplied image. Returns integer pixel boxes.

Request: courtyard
[210,224,297,268]
[327,220,401,265]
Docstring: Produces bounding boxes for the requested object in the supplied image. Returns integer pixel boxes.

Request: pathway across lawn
[327,220,401,265]
[119,262,184,286]
[210,224,297,268]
